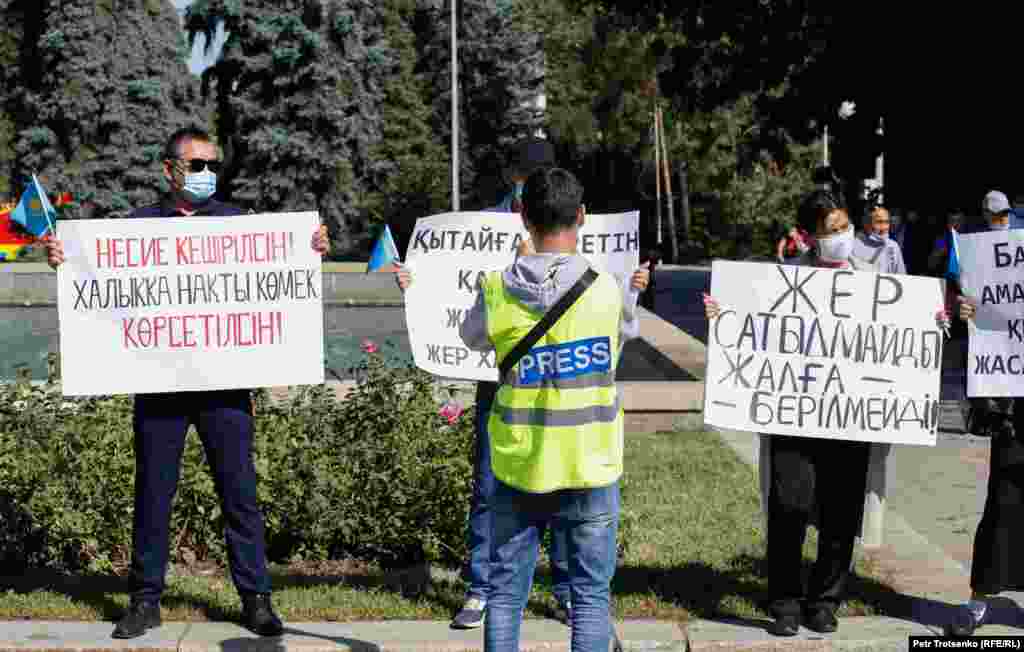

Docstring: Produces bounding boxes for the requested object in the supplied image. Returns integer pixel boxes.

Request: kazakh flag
[10,174,55,237]
[946,228,959,282]
[366,224,400,272]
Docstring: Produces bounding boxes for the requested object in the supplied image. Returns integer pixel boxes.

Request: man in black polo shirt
[44,126,329,639]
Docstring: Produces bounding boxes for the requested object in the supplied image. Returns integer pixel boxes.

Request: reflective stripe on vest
[483,268,624,493]
[496,393,623,426]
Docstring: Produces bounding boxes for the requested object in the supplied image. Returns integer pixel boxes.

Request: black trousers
[970,398,1024,594]
[129,390,270,602]
[766,435,871,615]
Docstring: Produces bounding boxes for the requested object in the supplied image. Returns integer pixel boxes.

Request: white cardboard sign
[703,260,944,446]
[956,230,1024,397]
[56,212,325,396]
[403,211,640,381]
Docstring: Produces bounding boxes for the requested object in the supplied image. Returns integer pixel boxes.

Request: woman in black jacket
[704,189,946,636]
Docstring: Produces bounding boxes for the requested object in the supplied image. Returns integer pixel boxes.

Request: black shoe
[803,603,838,634]
[111,600,161,639]
[771,613,800,636]
[241,592,284,636]
[946,604,984,638]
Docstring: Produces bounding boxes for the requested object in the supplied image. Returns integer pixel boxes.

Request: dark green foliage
[513,0,847,258]
[4,0,208,216]
[412,0,544,209]
[365,0,449,251]
[186,0,393,257]
[0,0,27,196]
[0,353,474,573]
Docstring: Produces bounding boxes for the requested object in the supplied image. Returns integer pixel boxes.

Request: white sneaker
[451,597,486,629]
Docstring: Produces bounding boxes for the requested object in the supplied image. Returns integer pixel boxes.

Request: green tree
[413,0,543,209]
[187,0,399,256]
[8,0,207,216]
[517,0,842,259]
[0,0,25,198]
[364,0,450,255]
[675,90,818,259]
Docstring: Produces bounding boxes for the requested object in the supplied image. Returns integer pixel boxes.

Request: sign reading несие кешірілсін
[403,211,639,381]
[957,229,1024,398]
[703,260,945,446]
[56,212,325,396]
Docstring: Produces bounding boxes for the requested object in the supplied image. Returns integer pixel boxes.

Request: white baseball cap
[984,190,1011,214]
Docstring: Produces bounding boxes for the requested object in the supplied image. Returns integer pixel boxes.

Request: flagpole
[33,174,55,236]
[451,0,460,212]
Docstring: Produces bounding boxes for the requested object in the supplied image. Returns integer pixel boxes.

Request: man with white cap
[982,190,1013,232]
[947,189,1024,636]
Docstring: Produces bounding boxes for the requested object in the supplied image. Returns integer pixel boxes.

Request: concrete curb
[635,307,706,380]
[9,616,1022,652]
[0,620,685,652]
[685,616,930,651]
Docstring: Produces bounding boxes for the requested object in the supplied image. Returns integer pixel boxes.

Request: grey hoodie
[459,253,641,354]
[853,232,906,274]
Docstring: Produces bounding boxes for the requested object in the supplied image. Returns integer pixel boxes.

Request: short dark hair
[163,126,213,160]
[522,167,583,235]
[797,188,846,234]
[508,137,556,178]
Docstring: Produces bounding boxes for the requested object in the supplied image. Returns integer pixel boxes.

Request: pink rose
[361,339,379,354]
[439,400,463,425]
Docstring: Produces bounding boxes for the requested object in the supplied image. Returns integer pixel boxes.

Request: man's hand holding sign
[397,209,648,381]
[41,126,333,639]
[955,229,1024,397]
[49,213,328,396]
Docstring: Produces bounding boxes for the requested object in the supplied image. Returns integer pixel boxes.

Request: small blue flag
[945,229,959,282]
[11,174,55,237]
[366,224,400,272]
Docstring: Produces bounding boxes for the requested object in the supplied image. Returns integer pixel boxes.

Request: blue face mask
[183,169,217,203]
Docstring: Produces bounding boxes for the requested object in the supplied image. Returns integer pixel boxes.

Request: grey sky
[170,0,227,76]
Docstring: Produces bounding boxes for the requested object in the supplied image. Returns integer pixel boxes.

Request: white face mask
[989,222,1010,232]
[817,225,855,261]
[867,232,889,244]
[182,169,217,203]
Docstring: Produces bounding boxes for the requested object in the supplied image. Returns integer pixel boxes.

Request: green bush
[0,349,474,574]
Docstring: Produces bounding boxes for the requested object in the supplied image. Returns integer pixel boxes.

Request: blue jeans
[467,382,570,604]
[484,480,620,652]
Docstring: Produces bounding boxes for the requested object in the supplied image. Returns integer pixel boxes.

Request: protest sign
[703,260,944,446]
[403,211,639,381]
[956,229,1024,397]
[56,212,324,396]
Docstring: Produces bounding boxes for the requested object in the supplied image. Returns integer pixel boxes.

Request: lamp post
[451,0,459,211]
[875,117,884,204]
[823,125,829,166]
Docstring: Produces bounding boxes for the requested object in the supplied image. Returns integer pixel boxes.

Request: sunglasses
[173,158,222,174]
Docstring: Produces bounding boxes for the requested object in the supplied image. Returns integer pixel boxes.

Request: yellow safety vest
[483,268,624,493]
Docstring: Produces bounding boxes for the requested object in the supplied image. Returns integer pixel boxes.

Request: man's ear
[576,205,585,228]
[163,160,176,188]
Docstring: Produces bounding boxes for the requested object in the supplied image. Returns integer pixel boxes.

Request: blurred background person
[854,205,905,273]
